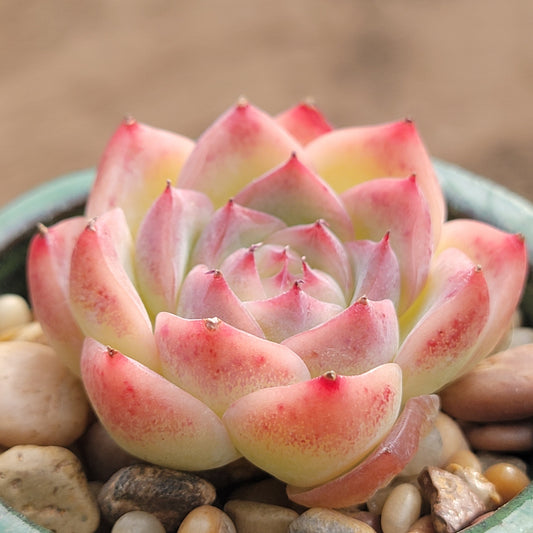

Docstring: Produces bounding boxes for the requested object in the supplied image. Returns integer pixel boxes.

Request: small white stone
[0,294,32,333]
[0,445,100,533]
[0,341,91,447]
[381,483,422,533]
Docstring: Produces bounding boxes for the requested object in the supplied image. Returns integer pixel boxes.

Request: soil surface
[1,1,532,207]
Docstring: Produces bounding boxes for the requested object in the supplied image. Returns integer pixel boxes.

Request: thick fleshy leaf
[245,282,343,343]
[192,200,286,269]
[177,100,303,208]
[342,176,432,313]
[223,364,402,487]
[155,313,310,416]
[135,184,213,317]
[346,232,401,307]
[275,102,333,145]
[305,119,445,245]
[436,219,528,372]
[219,245,267,301]
[287,394,439,508]
[86,118,195,236]
[27,217,87,375]
[282,297,398,377]
[396,248,490,399]
[233,154,354,241]
[299,258,347,307]
[177,265,264,338]
[81,338,240,470]
[266,220,354,296]
[69,210,158,370]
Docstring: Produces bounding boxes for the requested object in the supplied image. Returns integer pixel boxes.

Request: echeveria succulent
[27,100,528,507]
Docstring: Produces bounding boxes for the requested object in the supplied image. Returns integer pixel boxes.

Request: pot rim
[0,162,532,532]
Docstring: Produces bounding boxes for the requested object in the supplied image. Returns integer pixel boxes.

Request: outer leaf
[155,313,310,416]
[245,282,343,343]
[69,210,158,370]
[287,395,440,508]
[305,119,445,245]
[233,153,354,241]
[177,100,302,208]
[396,248,490,399]
[177,265,264,338]
[437,219,528,372]
[27,217,87,375]
[86,118,194,236]
[135,184,213,317]
[275,102,333,145]
[81,338,240,470]
[282,297,398,377]
[342,176,432,313]
[223,363,402,487]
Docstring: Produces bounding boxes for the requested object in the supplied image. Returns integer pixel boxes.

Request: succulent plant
[27,100,528,508]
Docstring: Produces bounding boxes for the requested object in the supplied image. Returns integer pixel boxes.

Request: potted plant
[0,101,532,532]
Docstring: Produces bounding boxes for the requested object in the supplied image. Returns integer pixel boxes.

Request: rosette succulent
[27,100,528,508]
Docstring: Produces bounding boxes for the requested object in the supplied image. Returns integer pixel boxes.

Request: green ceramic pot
[0,162,532,532]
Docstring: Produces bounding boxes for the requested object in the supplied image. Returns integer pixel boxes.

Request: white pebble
[381,483,422,533]
[0,293,32,332]
[0,341,91,447]
[112,510,166,533]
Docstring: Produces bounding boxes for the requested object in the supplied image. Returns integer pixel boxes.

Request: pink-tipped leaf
[282,297,399,377]
[86,118,194,236]
[396,248,490,398]
[275,102,333,145]
[27,217,88,375]
[233,153,354,241]
[342,176,433,313]
[305,119,445,245]
[69,209,158,370]
[81,338,240,470]
[135,184,213,317]
[223,363,402,487]
[177,100,303,208]
[287,394,439,508]
[155,313,310,416]
[177,265,264,338]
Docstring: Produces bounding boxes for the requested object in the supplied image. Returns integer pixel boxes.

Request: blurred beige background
[1,1,532,208]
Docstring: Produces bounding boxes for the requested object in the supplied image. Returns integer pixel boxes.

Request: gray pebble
[0,444,100,533]
[98,464,216,531]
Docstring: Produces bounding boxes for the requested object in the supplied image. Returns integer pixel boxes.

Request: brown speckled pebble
[98,464,216,531]
[465,420,533,452]
[439,344,533,422]
[418,466,487,533]
[288,507,376,532]
[0,445,99,533]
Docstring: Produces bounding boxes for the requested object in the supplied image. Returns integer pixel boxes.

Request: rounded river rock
[98,464,216,531]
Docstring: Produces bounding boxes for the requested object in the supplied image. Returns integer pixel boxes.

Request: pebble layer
[0,294,532,532]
